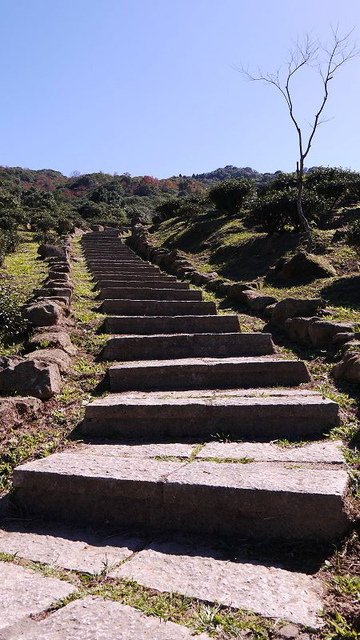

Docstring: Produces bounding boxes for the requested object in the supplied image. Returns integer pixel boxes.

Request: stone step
[96,280,189,290]
[0,518,328,628]
[98,288,203,300]
[84,248,133,252]
[91,268,163,276]
[109,356,310,391]
[86,258,151,264]
[90,266,161,272]
[81,389,339,440]
[13,447,348,540]
[86,259,158,265]
[94,276,181,284]
[104,315,239,334]
[102,332,274,360]
[101,299,217,316]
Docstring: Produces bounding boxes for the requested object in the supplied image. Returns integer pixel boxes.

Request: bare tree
[241,29,358,236]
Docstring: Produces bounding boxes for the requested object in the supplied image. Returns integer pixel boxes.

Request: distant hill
[0,164,287,231]
[189,165,281,184]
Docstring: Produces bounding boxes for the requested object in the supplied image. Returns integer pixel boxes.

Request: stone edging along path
[0,229,354,638]
[0,237,76,430]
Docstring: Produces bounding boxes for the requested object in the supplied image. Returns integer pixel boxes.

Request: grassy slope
[151,214,360,324]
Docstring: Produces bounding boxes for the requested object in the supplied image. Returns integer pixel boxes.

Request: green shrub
[208,179,253,216]
[0,230,20,265]
[154,198,182,221]
[0,282,28,343]
[306,167,360,212]
[251,189,325,233]
[155,195,207,222]
[258,172,297,196]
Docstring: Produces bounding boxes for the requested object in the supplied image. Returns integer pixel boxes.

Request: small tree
[242,29,358,236]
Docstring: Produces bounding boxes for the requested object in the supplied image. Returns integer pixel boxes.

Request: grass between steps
[0,540,359,639]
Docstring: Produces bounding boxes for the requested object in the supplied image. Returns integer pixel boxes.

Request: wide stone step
[87,259,158,266]
[91,268,164,276]
[93,274,178,282]
[81,389,339,440]
[101,299,217,315]
[109,356,310,390]
[12,448,348,540]
[104,315,239,334]
[102,332,274,360]
[87,259,152,266]
[84,250,134,255]
[91,266,161,272]
[96,280,189,290]
[98,288,203,300]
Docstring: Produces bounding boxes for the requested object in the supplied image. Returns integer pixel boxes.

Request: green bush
[258,172,297,196]
[0,230,20,265]
[0,283,28,343]
[208,179,253,216]
[306,167,360,213]
[155,195,207,222]
[251,189,325,233]
[154,198,182,221]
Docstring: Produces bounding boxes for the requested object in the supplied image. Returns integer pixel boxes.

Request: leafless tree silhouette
[241,28,358,237]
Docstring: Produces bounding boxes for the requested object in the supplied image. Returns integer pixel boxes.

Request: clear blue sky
[0,0,359,178]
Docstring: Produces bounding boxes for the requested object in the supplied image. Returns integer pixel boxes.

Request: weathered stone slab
[13,452,349,540]
[98,287,202,300]
[161,461,349,540]
[97,280,189,289]
[75,442,194,458]
[82,388,338,440]
[0,561,75,630]
[0,525,143,573]
[101,299,217,316]
[102,332,275,361]
[13,456,181,531]
[17,597,210,639]
[109,356,310,391]
[113,542,323,627]
[104,315,240,335]
[198,440,345,463]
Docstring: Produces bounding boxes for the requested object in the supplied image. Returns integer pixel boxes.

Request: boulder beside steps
[12,232,350,547]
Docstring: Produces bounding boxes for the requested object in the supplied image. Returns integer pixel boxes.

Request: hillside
[0,164,281,234]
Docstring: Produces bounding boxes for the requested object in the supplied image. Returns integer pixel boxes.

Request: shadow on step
[0,514,330,575]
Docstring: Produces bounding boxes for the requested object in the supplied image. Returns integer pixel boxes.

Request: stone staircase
[7,229,351,631]
[13,230,349,543]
